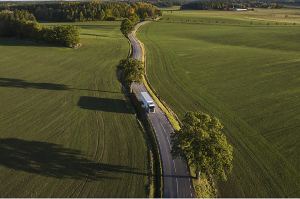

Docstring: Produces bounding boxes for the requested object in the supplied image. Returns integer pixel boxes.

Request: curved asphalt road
[129,21,195,198]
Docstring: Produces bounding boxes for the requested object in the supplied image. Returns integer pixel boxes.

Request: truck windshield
[149,106,155,112]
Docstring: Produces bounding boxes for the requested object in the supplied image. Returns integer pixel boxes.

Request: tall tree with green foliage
[172,111,233,181]
[118,58,144,86]
[128,13,140,24]
[120,18,134,36]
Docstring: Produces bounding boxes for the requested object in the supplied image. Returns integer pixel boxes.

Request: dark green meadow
[0,21,149,197]
[138,9,300,197]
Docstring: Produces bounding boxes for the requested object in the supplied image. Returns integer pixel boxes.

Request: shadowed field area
[77,96,134,114]
[0,138,147,180]
[138,9,300,197]
[0,21,149,197]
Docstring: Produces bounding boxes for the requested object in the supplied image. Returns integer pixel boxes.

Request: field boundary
[120,22,163,197]
[134,21,181,131]
[118,61,163,198]
[133,20,217,197]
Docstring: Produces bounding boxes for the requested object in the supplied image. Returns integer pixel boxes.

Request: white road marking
[159,123,172,148]
[176,178,179,197]
[166,137,171,148]
[130,21,195,197]
[172,160,176,173]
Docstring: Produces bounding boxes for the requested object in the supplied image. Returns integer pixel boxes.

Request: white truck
[140,92,155,113]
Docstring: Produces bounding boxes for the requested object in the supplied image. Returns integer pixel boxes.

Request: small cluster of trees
[42,25,79,48]
[172,111,233,182]
[181,0,283,10]
[120,18,135,36]
[120,5,145,37]
[118,58,144,86]
[0,1,161,22]
[0,10,79,47]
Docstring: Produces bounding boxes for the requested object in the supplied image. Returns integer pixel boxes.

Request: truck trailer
[140,92,155,113]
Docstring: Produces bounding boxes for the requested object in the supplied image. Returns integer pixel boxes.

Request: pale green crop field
[138,9,300,197]
[0,21,149,197]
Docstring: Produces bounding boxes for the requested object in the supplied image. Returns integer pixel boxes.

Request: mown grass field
[138,9,300,197]
[0,21,149,197]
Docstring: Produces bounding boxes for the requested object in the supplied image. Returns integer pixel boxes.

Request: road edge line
[133,21,181,132]
[125,20,164,198]
[133,20,198,198]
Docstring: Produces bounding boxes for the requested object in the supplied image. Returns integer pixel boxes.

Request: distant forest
[148,0,300,8]
[180,0,290,10]
[0,1,161,22]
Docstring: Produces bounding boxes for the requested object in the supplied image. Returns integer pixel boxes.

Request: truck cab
[140,92,155,113]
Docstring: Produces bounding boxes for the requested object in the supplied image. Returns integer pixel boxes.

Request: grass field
[138,9,300,197]
[0,21,149,197]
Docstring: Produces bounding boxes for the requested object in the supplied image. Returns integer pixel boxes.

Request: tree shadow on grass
[77,24,120,30]
[77,96,134,114]
[81,33,110,38]
[0,77,121,93]
[0,77,70,90]
[0,37,58,48]
[0,138,147,180]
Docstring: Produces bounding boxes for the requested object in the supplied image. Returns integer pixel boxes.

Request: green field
[0,21,149,197]
[138,9,300,197]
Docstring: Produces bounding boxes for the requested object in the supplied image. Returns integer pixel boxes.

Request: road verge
[132,20,215,198]
[119,21,163,198]
[132,21,181,131]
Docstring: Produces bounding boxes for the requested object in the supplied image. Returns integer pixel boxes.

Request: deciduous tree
[172,111,233,181]
[118,58,144,86]
[120,18,134,36]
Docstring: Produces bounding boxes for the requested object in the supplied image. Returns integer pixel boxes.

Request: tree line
[181,0,283,10]
[0,1,161,22]
[0,10,79,48]
[153,0,187,7]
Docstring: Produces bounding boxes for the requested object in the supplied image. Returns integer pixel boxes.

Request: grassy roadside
[143,76,181,131]
[0,21,149,197]
[134,22,181,131]
[135,21,214,197]
[125,21,164,198]
[137,10,300,197]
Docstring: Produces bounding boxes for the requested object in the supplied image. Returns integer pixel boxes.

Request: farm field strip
[0,21,149,197]
[138,9,300,197]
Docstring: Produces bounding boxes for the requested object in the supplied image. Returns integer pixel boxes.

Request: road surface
[128,21,195,198]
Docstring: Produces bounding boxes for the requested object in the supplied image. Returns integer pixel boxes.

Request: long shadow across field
[77,96,134,114]
[0,77,121,93]
[0,78,69,90]
[0,138,147,180]
[0,38,56,47]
